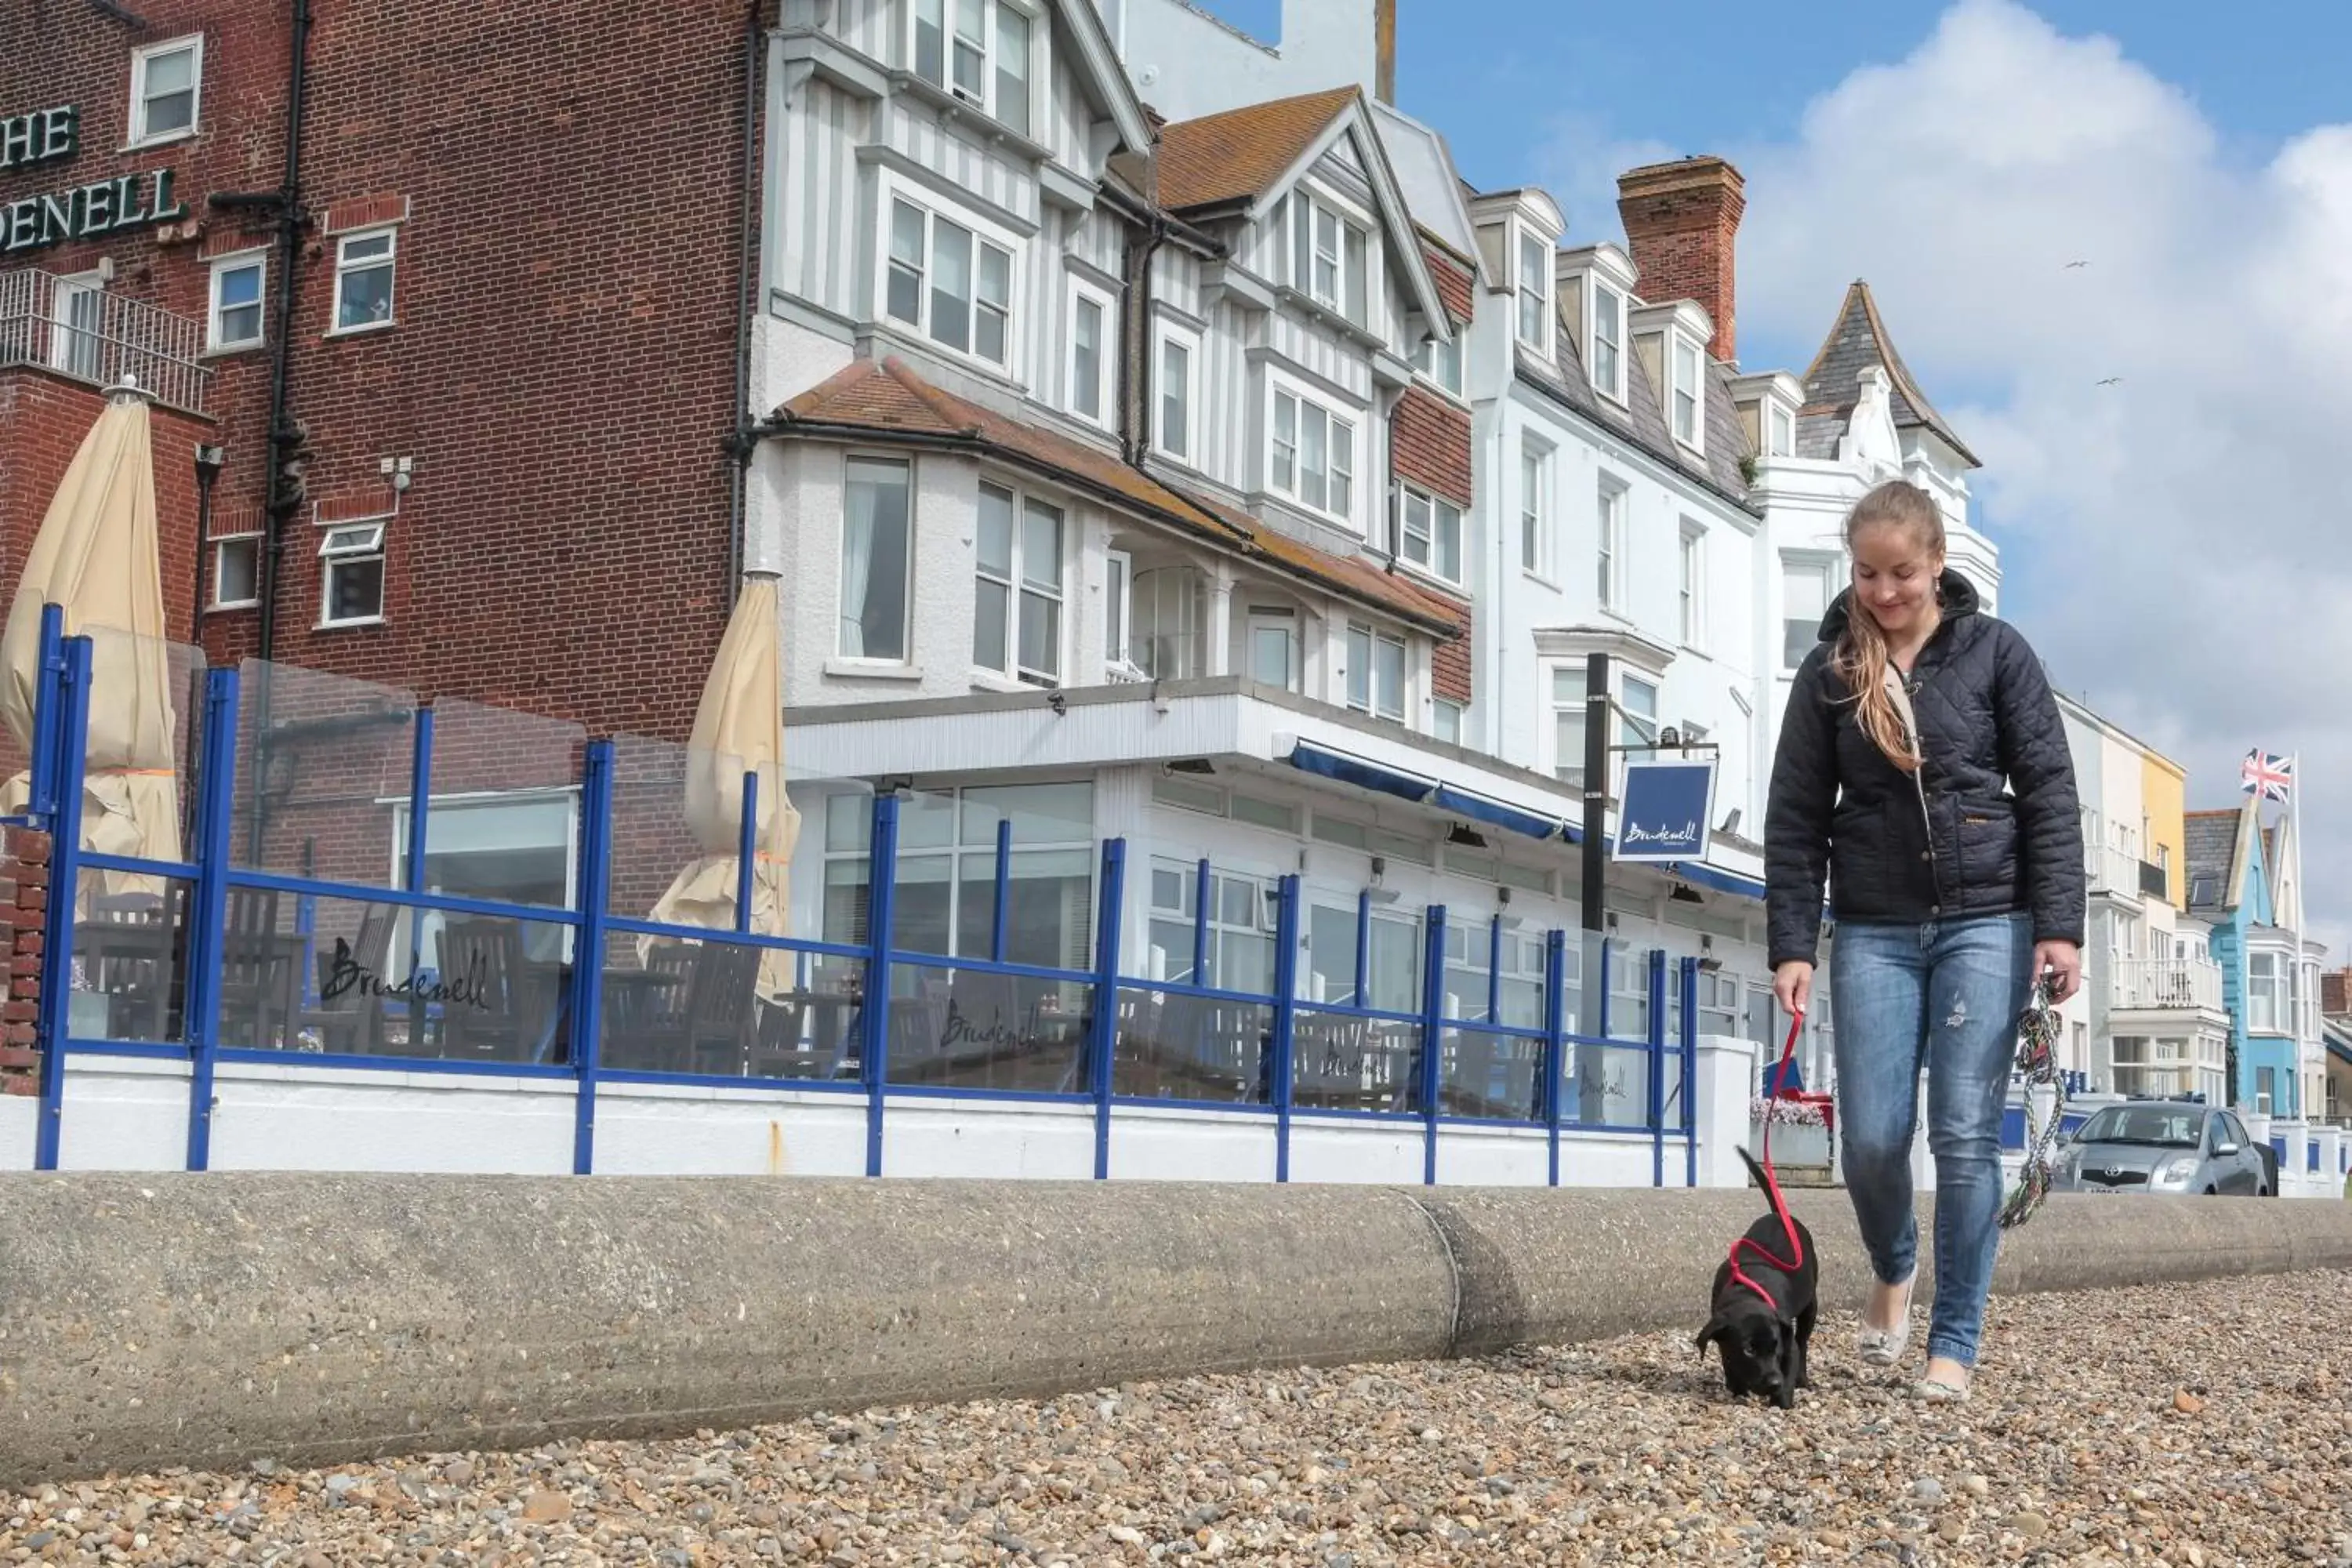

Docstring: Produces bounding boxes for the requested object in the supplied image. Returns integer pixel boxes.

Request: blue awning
[1432,783,1563,842]
[1661,859,1769,902]
[1286,741,1436,806]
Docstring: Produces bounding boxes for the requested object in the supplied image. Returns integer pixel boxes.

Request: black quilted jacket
[1765,571,2086,968]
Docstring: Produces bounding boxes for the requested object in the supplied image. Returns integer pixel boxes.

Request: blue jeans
[1831,913,2034,1367]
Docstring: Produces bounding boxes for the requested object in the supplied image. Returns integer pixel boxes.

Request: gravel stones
[0,1269,2345,1564]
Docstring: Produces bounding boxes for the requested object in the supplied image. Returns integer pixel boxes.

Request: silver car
[2053,1101,2274,1197]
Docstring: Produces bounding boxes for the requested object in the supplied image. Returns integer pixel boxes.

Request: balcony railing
[2111,958,2223,1012]
[2085,844,2152,899]
[2138,858,2170,901]
[0,268,210,416]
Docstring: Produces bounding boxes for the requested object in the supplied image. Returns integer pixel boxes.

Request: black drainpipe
[254,0,313,670]
[191,442,224,636]
[724,0,765,592]
[216,0,312,860]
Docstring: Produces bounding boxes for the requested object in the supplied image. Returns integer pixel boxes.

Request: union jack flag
[2241,749,2294,804]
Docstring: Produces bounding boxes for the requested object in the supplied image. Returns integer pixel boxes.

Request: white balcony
[2110,958,2223,1013]
[0,268,210,416]
[2085,844,2169,902]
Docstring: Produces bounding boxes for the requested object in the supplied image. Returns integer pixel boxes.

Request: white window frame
[1284,183,1374,328]
[46,270,105,382]
[1551,664,1588,787]
[1148,858,1276,991]
[972,479,1065,686]
[1411,332,1463,398]
[839,453,916,665]
[1620,673,1660,749]
[1595,475,1627,611]
[879,180,1022,376]
[1245,607,1301,692]
[328,228,398,336]
[1432,696,1465,746]
[128,34,202,148]
[209,525,261,611]
[1396,484,1463,586]
[1515,225,1552,350]
[1766,401,1796,458]
[1344,621,1406,721]
[1519,436,1552,580]
[1104,549,1134,670]
[318,520,387,629]
[909,0,1044,140]
[1670,332,1704,452]
[1155,320,1199,463]
[1588,281,1627,403]
[1678,520,1706,650]
[1065,276,1114,429]
[1782,555,1835,670]
[1265,371,1362,532]
[2249,950,2284,1033]
[206,249,267,353]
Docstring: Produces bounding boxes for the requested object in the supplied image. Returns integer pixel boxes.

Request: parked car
[2052,1100,2273,1197]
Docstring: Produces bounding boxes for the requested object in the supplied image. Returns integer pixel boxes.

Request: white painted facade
[1089,0,1385,125]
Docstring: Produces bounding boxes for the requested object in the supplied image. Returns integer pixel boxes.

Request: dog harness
[1727,1011,1809,1307]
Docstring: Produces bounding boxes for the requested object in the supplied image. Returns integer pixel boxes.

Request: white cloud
[1732,0,2352,956]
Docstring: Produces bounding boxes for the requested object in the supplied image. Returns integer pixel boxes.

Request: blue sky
[1200,1,2352,948]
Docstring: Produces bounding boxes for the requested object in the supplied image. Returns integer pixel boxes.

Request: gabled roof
[769,358,1462,637]
[1156,88,1359,211]
[1798,281,1980,469]
[2186,801,2263,914]
[1050,0,1156,156]
[1152,87,1452,344]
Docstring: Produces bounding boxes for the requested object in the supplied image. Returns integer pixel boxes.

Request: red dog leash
[1728,1011,1809,1305]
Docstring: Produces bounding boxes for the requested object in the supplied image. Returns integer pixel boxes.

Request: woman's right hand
[1773,960,1813,1019]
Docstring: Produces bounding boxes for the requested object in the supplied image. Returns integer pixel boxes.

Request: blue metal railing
[21,625,1706,1183]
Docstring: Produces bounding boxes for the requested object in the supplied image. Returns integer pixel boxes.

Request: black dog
[1693,1146,1819,1408]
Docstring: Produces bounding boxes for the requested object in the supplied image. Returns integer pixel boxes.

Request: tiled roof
[1515,303,1759,517]
[1797,281,1980,468]
[2185,808,2242,910]
[1420,232,1475,325]
[773,358,1461,636]
[1154,87,1359,212]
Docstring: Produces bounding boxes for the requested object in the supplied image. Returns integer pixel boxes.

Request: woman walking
[1765,478,2085,1403]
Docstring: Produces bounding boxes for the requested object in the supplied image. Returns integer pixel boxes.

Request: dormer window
[913,0,1036,139]
[1671,335,1703,450]
[1589,284,1625,401]
[1766,401,1795,457]
[1516,229,1552,349]
[1284,189,1370,328]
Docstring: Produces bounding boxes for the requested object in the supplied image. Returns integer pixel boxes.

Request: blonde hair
[1831,479,1946,772]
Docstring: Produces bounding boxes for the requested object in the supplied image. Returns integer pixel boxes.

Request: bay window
[2249,951,2284,1032]
[1398,486,1462,583]
[1269,384,1356,526]
[1552,666,1586,788]
[1783,558,1831,669]
[1149,862,1276,994]
[1345,622,1405,720]
[912,0,1036,138]
[974,482,1063,684]
[840,456,913,661]
[1284,189,1370,326]
[884,194,1015,370]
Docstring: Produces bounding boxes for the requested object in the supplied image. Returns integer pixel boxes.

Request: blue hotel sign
[1615,758,1717,863]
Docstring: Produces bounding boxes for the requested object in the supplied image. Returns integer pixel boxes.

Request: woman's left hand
[2034,940,2083,1005]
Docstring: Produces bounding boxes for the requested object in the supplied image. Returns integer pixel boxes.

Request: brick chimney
[1616,156,1745,363]
[1374,0,1396,104]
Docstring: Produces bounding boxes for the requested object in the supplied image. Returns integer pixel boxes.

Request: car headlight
[2151,1154,2201,1189]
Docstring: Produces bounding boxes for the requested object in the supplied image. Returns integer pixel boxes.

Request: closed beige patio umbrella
[644,573,801,1000]
[0,381,180,910]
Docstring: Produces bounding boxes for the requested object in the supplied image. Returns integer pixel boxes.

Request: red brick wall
[1615,158,1745,363]
[1400,240,1473,706]
[0,828,49,1094]
[3,0,755,745]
